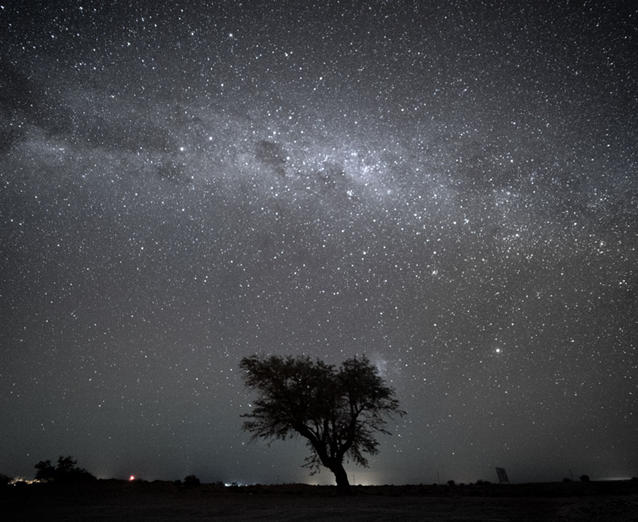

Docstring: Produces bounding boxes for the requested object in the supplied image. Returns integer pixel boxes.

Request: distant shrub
[184,475,200,487]
[173,479,182,486]
[447,480,456,486]
[579,474,590,482]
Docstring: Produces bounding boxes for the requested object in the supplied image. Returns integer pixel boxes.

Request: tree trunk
[330,461,351,495]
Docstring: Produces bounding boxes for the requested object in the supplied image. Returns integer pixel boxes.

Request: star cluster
[1,1,636,484]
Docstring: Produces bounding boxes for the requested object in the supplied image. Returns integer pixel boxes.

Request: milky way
[1,1,637,484]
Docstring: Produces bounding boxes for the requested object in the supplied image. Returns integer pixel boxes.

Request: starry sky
[1,0,637,485]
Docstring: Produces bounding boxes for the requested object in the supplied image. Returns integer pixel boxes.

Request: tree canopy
[239,354,404,494]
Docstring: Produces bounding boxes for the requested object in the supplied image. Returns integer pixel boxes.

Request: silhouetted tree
[55,456,77,476]
[580,474,590,482]
[34,456,95,482]
[34,460,56,482]
[239,354,405,495]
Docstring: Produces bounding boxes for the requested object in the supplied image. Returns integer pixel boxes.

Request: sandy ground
[3,482,638,521]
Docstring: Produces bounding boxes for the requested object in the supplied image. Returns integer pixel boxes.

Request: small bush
[580,474,590,482]
[184,474,200,487]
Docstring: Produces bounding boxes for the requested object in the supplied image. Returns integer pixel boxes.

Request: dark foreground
[3,480,638,521]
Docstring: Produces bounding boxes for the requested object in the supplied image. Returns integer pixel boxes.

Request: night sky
[1,0,637,486]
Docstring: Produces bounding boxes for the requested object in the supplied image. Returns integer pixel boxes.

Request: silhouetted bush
[580,474,590,482]
[184,474,200,487]
[184,475,200,487]
[447,480,456,486]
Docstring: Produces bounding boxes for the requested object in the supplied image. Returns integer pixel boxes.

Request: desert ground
[3,480,638,521]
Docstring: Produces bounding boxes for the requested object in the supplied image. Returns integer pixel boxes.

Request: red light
[129,475,135,481]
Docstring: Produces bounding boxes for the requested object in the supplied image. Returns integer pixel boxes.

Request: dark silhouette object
[580,474,590,482]
[495,467,510,483]
[562,477,572,483]
[239,354,405,495]
[184,474,201,487]
[447,480,456,487]
[0,474,10,486]
[34,456,95,482]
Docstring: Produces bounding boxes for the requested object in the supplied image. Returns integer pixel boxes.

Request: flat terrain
[3,480,638,521]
